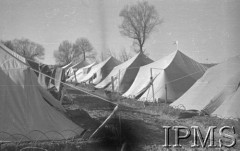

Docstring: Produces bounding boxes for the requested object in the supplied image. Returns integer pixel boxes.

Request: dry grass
[118,98,183,118]
[117,97,240,150]
[143,144,237,151]
[3,85,240,151]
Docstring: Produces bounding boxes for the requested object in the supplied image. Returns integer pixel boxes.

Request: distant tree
[1,40,14,50]
[2,38,45,60]
[100,51,108,62]
[119,1,162,53]
[54,38,96,65]
[100,49,118,61]
[73,38,94,61]
[118,48,132,62]
[99,48,132,62]
[54,40,75,65]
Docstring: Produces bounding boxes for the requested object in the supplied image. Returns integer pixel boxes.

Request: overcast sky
[0,0,239,64]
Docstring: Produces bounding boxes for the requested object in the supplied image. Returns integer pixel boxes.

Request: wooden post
[118,70,121,93]
[165,84,167,104]
[89,105,118,140]
[150,68,155,102]
[59,87,64,105]
[111,76,114,92]
[74,69,77,83]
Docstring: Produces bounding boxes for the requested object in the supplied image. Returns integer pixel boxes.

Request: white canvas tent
[66,60,90,77]
[67,62,96,83]
[124,50,208,102]
[79,57,121,84]
[62,61,73,77]
[62,61,73,70]
[0,43,84,141]
[95,53,153,93]
[171,55,240,119]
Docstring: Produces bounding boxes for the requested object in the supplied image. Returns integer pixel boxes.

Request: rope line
[143,69,206,101]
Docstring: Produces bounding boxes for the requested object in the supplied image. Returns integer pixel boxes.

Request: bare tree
[118,48,132,62]
[54,40,75,65]
[99,48,132,62]
[119,1,162,53]
[100,49,118,61]
[1,40,14,50]
[54,38,96,65]
[73,38,94,61]
[100,51,108,61]
[2,38,45,60]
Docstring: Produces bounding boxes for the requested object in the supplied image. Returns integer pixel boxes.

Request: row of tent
[0,43,84,141]
[1,38,239,142]
[66,50,240,119]
[66,50,209,102]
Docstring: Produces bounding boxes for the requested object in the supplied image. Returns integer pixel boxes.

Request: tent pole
[150,68,155,102]
[89,105,118,139]
[165,84,167,104]
[118,70,121,93]
[74,69,77,84]
[111,76,114,92]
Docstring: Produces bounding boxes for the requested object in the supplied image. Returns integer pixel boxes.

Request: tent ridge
[0,43,27,66]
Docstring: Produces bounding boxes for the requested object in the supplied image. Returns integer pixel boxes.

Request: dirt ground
[4,84,235,151]
[64,85,198,151]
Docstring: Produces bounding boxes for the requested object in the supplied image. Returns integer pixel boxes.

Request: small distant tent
[95,53,153,93]
[62,61,73,71]
[124,50,208,102]
[170,55,240,119]
[66,60,90,77]
[80,57,121,84]
[67,62,96,83]
[201,63,217,68]
[0,43,84,141]
[62,61,73,77]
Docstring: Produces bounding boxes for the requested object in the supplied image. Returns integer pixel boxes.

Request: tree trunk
[139,44,143,54]
[83,51,86,60]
